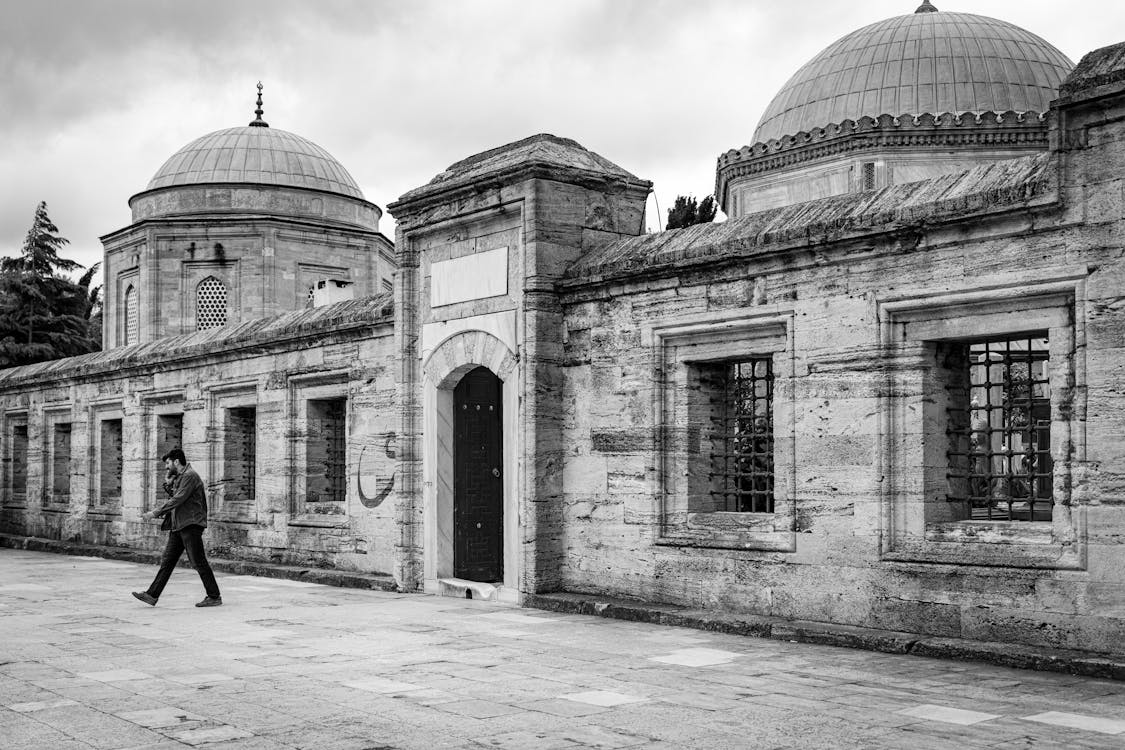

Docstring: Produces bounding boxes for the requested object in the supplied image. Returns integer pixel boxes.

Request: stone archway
[421,330,519,599]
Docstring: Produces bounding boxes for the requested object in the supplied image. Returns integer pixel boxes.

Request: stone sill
[656,532,796,552]
[86,510,123,521]
[658,511,796,551]
[211,517,258,526]
[882,541,1083,570]
[288,515,350,529]
[926,520,1054,545]
[525,591,1125,682]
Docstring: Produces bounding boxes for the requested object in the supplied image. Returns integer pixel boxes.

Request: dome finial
[915,0,938,12]
[249,82,269,128]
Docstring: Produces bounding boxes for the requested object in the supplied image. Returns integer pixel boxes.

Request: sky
[2,0,1124,273]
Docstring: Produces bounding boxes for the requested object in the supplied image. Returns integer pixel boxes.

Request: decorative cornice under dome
[715,109,1049,206]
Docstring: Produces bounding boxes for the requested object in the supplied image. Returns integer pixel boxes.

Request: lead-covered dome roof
[146,126,364,199]
[752,4,1074,144]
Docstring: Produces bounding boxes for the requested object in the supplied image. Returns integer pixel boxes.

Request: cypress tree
[0,202,99,367]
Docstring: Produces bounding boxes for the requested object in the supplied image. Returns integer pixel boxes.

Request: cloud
[2,0,1122,263]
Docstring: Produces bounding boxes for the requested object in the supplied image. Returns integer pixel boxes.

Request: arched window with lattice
[196,276,228,330]
[123,284,138,345]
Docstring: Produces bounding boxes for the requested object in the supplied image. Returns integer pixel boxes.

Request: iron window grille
[709,358,774,512]
[51,423,72,504]
[325,403,347,504]
[223,407,256,504]
[10,424,28,505]
[306,398,347,506]
[196,276,228,330]
[946,335,1052,522]
[98,419,123,505]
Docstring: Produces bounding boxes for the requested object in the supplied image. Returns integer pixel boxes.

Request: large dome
[146,126,364,199]
[752,5,1073,144]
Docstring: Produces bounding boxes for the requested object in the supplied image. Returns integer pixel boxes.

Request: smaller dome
[147,127,364,199]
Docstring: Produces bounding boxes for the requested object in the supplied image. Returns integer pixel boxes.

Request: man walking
[132,449,222,607]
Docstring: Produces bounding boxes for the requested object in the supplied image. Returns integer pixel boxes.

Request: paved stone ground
[2,550,1125,749]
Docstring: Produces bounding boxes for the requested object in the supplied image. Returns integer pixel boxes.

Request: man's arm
[151,470,202,518]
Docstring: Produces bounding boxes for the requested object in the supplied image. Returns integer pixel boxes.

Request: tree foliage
[78,261,104,349]
[665,194,717,230]
[0,202,101,367]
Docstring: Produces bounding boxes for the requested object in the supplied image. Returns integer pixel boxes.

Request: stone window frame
[205,382,259,525]
[182,260,238,334]
[42,406,75,511]
[3,410,29,509]
[87,402,125,514]
[877,277,1087,570]
[648,309,797,551]
[287,371,351,528]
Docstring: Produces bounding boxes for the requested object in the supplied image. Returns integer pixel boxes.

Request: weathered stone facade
[1,298,400,576]
[3,17,1125,663]
[544,43,1125,654]
[387,135,652,601]
[102,122,394,348]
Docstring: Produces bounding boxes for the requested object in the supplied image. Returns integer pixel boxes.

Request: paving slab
[4,547,1125,748]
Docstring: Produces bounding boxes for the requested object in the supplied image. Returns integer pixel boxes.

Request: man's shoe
[195,596,222,608]
[132,591,157,606]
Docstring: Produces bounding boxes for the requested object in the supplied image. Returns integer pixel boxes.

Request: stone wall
[551,48,1125,656]
[101,217,394,348]
[0,298,401,579]
[388,134,651,600]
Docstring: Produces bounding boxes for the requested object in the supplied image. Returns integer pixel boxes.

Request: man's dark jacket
[154,465,209,531]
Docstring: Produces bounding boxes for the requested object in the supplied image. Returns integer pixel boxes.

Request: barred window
[705,359,774,513]
[151,413,183,512]
[306,397,347,509]
[196,276,228,330]
[947,335,1052,522]
[98,419,123,506]
[223,406,256,509]
[9,424,28,506]
[124,285,138,345]
[52,423,72,504]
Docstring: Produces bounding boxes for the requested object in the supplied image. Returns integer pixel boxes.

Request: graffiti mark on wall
[357,432,396,508]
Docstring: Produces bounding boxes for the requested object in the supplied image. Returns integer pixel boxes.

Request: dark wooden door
[454,367,503,581]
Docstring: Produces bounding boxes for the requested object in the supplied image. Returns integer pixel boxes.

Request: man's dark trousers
[146,524,221,600]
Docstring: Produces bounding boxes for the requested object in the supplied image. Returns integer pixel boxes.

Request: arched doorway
[453,367,504,581]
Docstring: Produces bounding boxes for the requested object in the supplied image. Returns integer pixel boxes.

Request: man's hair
[161,448,187,465]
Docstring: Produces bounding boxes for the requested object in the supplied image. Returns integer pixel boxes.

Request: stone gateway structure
[4,7,1125,664]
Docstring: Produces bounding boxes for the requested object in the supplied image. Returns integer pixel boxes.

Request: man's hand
[141,511,156,521]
